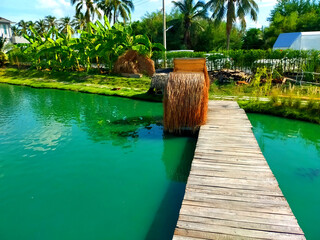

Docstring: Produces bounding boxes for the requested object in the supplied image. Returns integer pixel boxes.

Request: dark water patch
[295,168,320,181]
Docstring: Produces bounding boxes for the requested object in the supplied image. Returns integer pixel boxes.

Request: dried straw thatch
[150,73,169,92]
[164,58,209,133]
[113,50,155,77]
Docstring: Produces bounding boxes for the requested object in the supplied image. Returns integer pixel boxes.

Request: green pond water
[0,84,197,240]
[248,114,320,240]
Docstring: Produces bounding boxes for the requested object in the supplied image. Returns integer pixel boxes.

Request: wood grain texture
[173,100,305,240]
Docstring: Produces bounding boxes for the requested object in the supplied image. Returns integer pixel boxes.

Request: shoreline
[1,67,319,125]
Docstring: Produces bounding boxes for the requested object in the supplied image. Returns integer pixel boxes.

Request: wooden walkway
[173,101,305,240]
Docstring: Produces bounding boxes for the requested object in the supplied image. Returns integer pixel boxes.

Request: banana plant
[12,16,165,73]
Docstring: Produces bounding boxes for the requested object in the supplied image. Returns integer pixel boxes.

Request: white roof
[273,32,320,50]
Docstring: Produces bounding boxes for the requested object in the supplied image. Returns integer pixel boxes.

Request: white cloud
[36,0,74,17]
[259,0,277,8]
[52,8,64,18]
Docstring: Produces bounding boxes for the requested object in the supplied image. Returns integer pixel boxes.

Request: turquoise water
[248,114,320,240]
[0,84,196,240]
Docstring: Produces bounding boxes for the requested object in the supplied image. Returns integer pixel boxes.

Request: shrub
[0,52,8,67]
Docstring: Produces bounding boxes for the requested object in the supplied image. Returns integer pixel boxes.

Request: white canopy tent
[273,31,320,50]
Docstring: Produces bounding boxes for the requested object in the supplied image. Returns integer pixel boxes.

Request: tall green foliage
[0,36,8,67]
[132,10,243,51]
[9,17,164,73]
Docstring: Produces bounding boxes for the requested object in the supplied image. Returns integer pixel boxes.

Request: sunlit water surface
[248,114,320,240]
[0,84,196,240]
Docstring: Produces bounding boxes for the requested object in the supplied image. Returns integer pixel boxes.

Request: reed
[163,58,209,133]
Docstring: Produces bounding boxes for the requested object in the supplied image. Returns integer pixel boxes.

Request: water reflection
[248,113,320,240]
[249,113,320,153]
[21,122,70,154]
[0,84,197,240]
[0,84,164,147]
[0,84,197,183]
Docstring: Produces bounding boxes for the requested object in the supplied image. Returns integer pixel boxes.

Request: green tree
[192,20,243,51]
[45,16,58,38]
[35,20,47,35]
[206,0,259,50]
[11,26,19,36]
[98,0,134,24]
[72,13,87,31]
[264,0,320,48]
[242,28,264,49]
[132,10,244,51]
[45,16,57,29]
[59,17,75,34]
[71,0,101,23]
[17,20,29,35]
[0,36,7,66]
[172,0,207,49]
[132,10,184,50]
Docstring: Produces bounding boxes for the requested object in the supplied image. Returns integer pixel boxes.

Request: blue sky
[0,0,278,28]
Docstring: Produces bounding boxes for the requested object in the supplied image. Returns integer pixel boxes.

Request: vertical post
[163,0,167,68]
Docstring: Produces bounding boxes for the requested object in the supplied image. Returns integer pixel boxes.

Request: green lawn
[0,68,162,102]
[209,81,320,100]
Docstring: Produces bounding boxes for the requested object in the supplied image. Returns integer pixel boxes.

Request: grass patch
[209,81,320,100]
[0,68,162,102]
[239,99,320,124]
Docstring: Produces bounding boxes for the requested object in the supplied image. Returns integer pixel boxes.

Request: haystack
[113,50,155,77]
[164,58,209,133]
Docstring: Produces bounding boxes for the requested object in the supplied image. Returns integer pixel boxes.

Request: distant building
[273,32,320,50]
[0,17,13,39]
[0,17,29,44]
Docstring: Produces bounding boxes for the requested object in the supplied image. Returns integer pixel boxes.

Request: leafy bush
[0,52,8,67]
[153,49,320,79]
[8,17,164,72]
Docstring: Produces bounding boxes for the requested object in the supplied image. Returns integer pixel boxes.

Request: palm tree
[17,20,29,35]
[35,20,47,35]
[58,17,75,34]
[11,26,20,36]
[72,13,87,31]
[172,0,207,49]
[97,0,114,23]
[70,0,101,24]
[45,16,58,38]
[45,15,57,30]
[206,0,258,50]
[99,0,134,24]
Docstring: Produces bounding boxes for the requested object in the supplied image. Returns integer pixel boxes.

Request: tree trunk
[184,21,191,49]
[226,19,232,50]
[226,0,233,51]
[184,30,189,49]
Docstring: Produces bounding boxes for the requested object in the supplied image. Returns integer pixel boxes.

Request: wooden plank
[178,215,304,235]
[173,100,305,240]
[176,222,305,240]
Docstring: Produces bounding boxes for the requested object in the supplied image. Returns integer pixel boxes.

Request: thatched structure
[113,50,155,77]
[164,58,209,133]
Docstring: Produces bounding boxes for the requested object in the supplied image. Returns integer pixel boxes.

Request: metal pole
[163,0,167,68]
